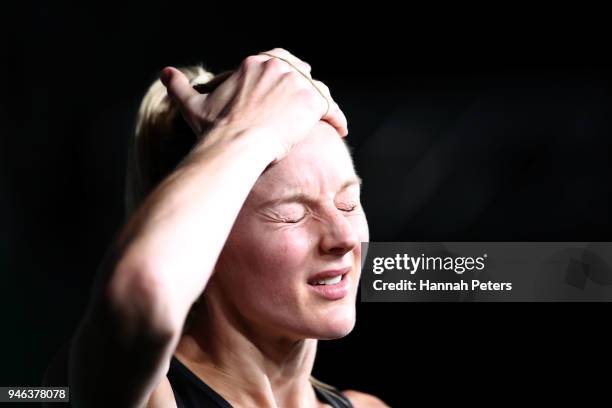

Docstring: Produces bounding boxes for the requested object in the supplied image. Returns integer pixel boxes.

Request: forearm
[111,124,276,330]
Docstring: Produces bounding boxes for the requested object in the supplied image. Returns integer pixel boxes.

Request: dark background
[2,3,611,406]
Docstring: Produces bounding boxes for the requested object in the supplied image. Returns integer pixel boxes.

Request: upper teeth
[315,275,342,285]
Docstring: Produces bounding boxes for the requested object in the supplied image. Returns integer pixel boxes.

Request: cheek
[227,220,314,290]
[351,214,369,276]
[352,213,370,243]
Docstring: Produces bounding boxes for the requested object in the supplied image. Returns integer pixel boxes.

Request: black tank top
[168,356,354,408]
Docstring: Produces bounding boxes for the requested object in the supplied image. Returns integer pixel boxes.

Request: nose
[319,208,360,256]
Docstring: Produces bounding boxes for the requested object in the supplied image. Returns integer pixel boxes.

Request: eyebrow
[260,176,362,207]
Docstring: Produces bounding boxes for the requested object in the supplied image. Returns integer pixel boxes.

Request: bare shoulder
[342,389,391,408]
[145,376,177,408]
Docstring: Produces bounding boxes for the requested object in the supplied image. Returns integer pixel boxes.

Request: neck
[174,291,321,407]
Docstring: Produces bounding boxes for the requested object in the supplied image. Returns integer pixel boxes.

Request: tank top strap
[168,356,233,408]
[169,355,354,408]
[312,382,354,408]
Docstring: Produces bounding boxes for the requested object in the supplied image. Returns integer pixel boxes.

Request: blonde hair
[125,65,216,218]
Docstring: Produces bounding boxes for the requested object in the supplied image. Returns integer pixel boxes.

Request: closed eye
[282,214,306,223]
[338,203,358,212]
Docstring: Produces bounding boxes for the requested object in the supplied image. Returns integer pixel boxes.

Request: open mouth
[309,273,346,286]
[307,272,350,300]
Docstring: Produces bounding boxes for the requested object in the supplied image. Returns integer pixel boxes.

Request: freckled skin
[209,121,369,342]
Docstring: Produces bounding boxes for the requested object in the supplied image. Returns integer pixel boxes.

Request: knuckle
[281,70,304,86]
[271,47,289,54]
[241,55,261,70]
[265,57,289,74]
[273,48,305,64]
[333,102,343,117]
[285,70,315,94]
[315,80,330,94]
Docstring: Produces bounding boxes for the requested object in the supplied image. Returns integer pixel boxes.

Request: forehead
[252,122,356,197]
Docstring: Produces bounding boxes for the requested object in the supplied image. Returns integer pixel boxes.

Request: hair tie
[259,52,330,117]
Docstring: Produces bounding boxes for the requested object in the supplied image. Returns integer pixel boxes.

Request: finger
[324,101,349,137]
[160,66,199,107]
[160,66,205,135]
[312,80,348,137]
[270,48,312,73]
[258,48,312,78]
[265,48,312,76]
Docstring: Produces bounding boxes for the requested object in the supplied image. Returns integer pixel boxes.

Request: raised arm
[67,49,348,408]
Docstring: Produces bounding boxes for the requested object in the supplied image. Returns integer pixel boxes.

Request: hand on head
[160,48,348,162]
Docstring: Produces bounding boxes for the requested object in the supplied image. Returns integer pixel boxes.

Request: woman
[46,48,388,407]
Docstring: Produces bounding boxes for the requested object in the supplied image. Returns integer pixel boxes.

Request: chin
[312,306,356,340]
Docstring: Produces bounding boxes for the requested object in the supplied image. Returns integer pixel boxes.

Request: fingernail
[160,67,173,86]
